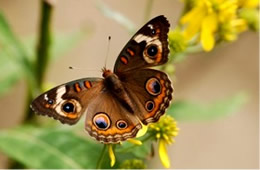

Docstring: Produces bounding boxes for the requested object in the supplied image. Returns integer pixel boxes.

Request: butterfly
[31,15,173,143]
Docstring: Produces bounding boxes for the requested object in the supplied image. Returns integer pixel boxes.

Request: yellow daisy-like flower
[108,144,116,167]
[238,0,259,31]
[107,124,148,167]
[149,115,179,168]
[181,0,248,51]
[168,29,187,55]
[238,0,259,8]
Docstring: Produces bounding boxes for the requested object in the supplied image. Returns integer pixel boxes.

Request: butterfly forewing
[31,78,103,125]
[114,15,170,73]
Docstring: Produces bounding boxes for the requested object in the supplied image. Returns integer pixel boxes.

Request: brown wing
[120,69,173,125]
[85,89,142,143]
[114,15,170,73]
[30,78,103,125]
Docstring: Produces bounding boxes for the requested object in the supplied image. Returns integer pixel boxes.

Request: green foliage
[0,126,104,168]
[117,139,152,159]
[239,8,259,31]
[0,12,29,95]
[119,159,147,169]
[0,125,154,169]
[168,92,248,121]
[0,11,91,97]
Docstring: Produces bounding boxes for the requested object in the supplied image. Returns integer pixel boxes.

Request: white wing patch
[54,86,67,116]
[133,34,153,43]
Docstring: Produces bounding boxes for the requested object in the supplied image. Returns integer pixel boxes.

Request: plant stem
[96,144,108,169]
[143,0,154,22]
[23,0,53,122]
[23,86,35,122]
[35,0,53,90]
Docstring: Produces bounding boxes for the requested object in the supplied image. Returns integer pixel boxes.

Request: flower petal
[108,144,116,167]
[200,13,218,51]
[159,140,170,168]
[239,0,259,8]
[181,7,206,40]
[127,139,142,145]
[136,124,148,138]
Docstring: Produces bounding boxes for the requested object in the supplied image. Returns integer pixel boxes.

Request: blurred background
[0,0,259,169]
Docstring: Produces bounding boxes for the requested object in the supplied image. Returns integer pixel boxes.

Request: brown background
[0,0,259,169]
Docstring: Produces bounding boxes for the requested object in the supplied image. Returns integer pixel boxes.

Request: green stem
[23,86,34,122]
[143,0,154,22]
[35,0,53,90]
[96,144,108,169]
[23,0,53,122]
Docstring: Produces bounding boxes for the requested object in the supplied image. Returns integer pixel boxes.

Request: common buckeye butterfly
[31,15,173,143]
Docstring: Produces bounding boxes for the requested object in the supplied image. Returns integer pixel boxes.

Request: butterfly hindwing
[85,90,142,143]
[120,69,173,125]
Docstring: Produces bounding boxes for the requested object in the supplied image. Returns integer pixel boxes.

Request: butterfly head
[102,67,113,78]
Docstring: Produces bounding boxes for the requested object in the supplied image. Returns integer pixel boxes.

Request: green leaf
[0,11,18,46]
[0,126,103,168]
[0,11,33,94]
[0,50,23,96]
[168,92,248,121]
[0,11,29,61]
[95,0,136,33]
[0,71,21,95]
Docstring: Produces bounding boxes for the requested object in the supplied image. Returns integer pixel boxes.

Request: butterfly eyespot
[116,120,128,129]
[143,43,162,64]
[147,45,158,57]
[93,113,111,130]
[62,102,75,113]
[145,77,161,96]
[145,100,155,112]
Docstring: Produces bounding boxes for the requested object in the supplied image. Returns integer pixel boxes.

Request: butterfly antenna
[68,66,98,72]
[104,36,111,69]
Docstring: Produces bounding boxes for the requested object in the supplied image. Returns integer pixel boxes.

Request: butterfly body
[102,68,135,113]
[31,15,173,143]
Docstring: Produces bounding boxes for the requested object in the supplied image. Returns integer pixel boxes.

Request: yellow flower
[219,18,247,41]
[180,0,248,51]
[149,115,179,168]
[238,0,259,31]
[127,138,142,145]
[136,123,148,138]
[238,0,259,8]
[108,144,116,167]
[159,139,170,168]
[126,122,148,145]
[168,29,187,55]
